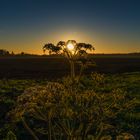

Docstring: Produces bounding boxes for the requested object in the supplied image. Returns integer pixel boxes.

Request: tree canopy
[0,49,10,56]
[43,40,95,56]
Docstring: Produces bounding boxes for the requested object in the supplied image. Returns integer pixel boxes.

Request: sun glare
[67,43,74,51]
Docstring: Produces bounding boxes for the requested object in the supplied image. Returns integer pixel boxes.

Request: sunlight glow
[67,43,74,51]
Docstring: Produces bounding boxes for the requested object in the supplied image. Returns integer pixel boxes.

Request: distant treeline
[0,49,38,56]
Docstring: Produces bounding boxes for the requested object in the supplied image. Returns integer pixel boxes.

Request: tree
[43,43,61,55]
[0,49,10,56]
[11,51,15,55]
[43,40,95,81]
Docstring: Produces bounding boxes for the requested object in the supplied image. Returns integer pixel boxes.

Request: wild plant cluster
[10,74,137,140]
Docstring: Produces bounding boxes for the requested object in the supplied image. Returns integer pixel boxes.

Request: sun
[67,43,74,51]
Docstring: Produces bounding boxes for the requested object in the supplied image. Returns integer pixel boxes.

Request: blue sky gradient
[0,0,140,53]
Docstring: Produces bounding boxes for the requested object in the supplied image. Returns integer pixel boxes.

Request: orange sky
[1,29,139,54]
